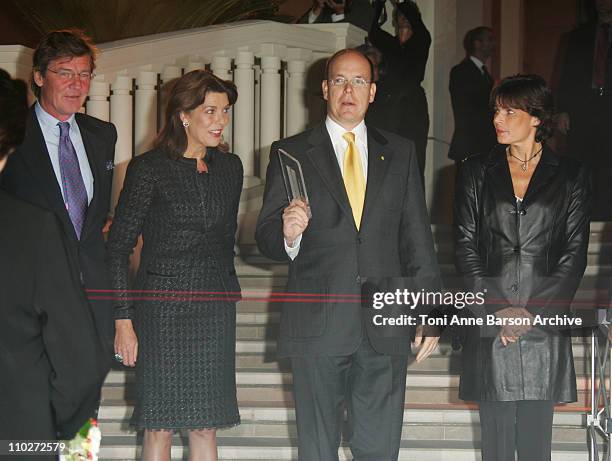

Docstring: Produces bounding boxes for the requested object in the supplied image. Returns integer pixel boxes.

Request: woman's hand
[495,307,534,346]
[412,324,441,362]
[115,319,138,367]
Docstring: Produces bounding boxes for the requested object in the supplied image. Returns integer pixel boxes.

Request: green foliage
[12,0,289,44]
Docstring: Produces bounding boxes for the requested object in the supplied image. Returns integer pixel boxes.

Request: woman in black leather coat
[454,74,591,461]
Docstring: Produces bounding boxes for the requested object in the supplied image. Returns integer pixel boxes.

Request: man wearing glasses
[1,29,117,359]
[256,49,441,460]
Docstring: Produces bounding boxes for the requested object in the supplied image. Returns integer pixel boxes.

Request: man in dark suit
[448,26,497,163]
[298,0,374,31]
[256,49,441,461]
[557,0,612,220]
[1,29,117,352]
[0,70,106,452]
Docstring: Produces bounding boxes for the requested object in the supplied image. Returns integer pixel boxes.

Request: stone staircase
[98,221,612,460]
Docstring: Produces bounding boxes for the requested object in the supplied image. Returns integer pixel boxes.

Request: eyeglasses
[328,76,370,88]
[47,68,95,82]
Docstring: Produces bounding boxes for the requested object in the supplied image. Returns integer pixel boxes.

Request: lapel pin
[105,160,114,171]
[380,155,385,161]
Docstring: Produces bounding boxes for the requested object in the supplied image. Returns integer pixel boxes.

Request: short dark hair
[490,74,555,143]
[156,70,238,159]
[31,29,97,98]
[0,69,28,160]
[464,26,492,55]
[325,49,374,83]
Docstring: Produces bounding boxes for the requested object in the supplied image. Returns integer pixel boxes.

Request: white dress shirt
[35,102,94,204]
[285,116,369,260]
[308,9,345,23]
[469,56,486,74]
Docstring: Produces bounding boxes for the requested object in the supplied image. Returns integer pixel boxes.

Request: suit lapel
[361,127,392,226]
[485,145,516,204]
[522,146,559,205]
[76,114,103,239]
[304,123,355,226]
[20,109,76,237]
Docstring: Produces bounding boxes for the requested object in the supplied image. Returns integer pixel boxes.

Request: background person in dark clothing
[298,0,374,31]
[448,27,497,163]
[367,0,431,182]
[0,70,107,452]
[557,0,612,221]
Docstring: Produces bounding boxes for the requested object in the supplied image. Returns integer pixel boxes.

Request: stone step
[102,368,605,391]
[151,337,602,358]
[96,411,588,442]
[100,386,601,412]
[98,437,596,460]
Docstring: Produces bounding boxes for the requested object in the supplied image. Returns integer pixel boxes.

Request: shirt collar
[325,116,367,145]
[469,56,485,72]
[35,101,77,133]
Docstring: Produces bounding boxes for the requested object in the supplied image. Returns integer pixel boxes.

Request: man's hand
[495,307,534,346]
[557,112,570,134]
[325,0,346,15]
[312,0,326,16]
[115,319,138,367]
[412,324,440,362]
[283,199,310,247]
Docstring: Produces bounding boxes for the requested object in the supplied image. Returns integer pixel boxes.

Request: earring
[182,120,189,127]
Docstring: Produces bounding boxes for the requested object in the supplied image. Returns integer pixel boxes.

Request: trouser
[290,336,408,461]
[479,400,555,461]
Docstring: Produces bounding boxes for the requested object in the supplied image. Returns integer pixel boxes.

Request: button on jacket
[454,144,591,402]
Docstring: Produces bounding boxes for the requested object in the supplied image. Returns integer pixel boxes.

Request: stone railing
[0,20,367,210]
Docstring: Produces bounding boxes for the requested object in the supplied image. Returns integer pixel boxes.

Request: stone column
[159,65,182,130]
[211,56,234,152]
[86,76,110,122]
[134,70,157,155]
[233,51,256,184]
[109,74,133,212]
[286,60,308,137]
[259,56,281,177]
[415,0,457,222]
[500,0,524,76]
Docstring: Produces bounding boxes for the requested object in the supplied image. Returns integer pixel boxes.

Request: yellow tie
[342,132,366,229]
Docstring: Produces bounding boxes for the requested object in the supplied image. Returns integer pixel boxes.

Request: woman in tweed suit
[108,70,243,461]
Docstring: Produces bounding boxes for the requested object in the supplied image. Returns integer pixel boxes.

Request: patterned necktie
[593,23,610,89]
[58,121,88,239]
[342,132,366,230]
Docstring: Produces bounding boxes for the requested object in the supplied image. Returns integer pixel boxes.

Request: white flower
[88,426,102,460]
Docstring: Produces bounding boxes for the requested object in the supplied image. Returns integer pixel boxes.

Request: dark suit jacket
[448,58,496,161]
[256,123,441,357]
[0,192,107,446]
[0,108,117,351]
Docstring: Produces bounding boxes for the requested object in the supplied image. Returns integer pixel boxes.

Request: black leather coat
[454,145,591,402]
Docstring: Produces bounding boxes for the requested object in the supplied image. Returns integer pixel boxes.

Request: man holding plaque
[256,48,441,461]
